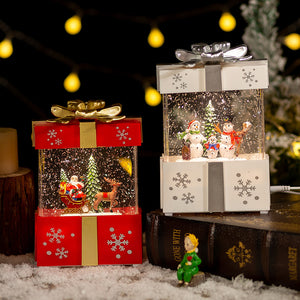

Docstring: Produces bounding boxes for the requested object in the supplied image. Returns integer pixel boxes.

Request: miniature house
[33,101,143,266]
[157,43,270,214]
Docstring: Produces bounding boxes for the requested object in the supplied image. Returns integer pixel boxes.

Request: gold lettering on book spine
[226,241,252,268]
[288,247,298,281]
[172,229,182,262]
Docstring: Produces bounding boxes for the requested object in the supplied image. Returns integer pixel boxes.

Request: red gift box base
[35,210,142,266]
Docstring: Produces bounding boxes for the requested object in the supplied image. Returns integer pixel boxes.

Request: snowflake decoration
[55,247,68,259]
[234,179,256,197]
[116,126,131,145]
[172,72,188,90]
[55,138,62,145]
[46,228,65,243]
[242,68,258,87]
[172,73,183,82]
[181,192,195,204]
[172,172,191,188]
[47,129,57,138]
[177,82,187,90]
[107,233,129,252]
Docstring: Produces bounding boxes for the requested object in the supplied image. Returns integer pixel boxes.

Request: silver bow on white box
[175,42,252,66]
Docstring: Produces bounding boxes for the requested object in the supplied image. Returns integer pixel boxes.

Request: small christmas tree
[85,155,101,209]
[60,168,68,183]
[204,100,217,139]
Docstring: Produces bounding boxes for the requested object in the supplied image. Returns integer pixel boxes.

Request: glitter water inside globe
[38,147,138,214]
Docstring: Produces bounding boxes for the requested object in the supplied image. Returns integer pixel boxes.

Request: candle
[0,128,19,175]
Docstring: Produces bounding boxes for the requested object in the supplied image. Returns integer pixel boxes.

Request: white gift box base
[160,155,270,214]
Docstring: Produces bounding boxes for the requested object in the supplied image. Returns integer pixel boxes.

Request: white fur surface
[0,254,299,300]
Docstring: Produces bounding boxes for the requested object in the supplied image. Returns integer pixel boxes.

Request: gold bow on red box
[48,100,125,124]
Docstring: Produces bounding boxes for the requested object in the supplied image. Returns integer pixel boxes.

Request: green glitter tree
[85,155,101,207]
[204,100,217,139]
[60,168,68,183]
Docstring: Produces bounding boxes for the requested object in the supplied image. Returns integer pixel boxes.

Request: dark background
[0,0,299,219]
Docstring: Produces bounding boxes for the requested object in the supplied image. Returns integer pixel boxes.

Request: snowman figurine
[183,120,205,159]
[204,135,219,159]
[215,120,252,159]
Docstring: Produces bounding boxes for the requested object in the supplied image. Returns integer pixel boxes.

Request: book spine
[146,212,300,291]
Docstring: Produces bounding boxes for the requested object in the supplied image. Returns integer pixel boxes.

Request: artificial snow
[0,254,299,300]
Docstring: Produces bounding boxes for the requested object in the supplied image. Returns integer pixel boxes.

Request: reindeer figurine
[94,177,122,212]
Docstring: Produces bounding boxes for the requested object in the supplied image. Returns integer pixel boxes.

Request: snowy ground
[0,254,299,300]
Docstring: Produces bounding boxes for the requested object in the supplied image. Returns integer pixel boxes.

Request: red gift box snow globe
[33,100,143,266]
[157,42,270,214]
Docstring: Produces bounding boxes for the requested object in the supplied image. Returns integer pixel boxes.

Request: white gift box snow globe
[157,42,270,214]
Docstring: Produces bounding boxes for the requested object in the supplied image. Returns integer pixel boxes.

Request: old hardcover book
[146,192,300,290]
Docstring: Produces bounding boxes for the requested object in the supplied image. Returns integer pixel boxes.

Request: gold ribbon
[79,122,97,148]
[82,216,98,266]
[48,100,125,124]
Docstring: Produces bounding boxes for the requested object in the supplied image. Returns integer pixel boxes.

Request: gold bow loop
[48,100,125,123]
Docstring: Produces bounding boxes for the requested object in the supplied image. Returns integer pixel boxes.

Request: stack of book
[146,192,300,291]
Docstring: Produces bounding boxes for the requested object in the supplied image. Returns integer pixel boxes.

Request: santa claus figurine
[66,175,86,201]
[179,120,205,159]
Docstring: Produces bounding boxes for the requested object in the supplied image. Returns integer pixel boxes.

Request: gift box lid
[156,59,269,94]
[156,42,269,93]
[32,118,142,149]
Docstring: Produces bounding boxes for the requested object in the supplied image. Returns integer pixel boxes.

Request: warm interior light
[284,33,300,50]
[145,86,161,106]
[65,15,82,35]
[0,39,13,58]
[148,27,164,48]
[64,72,80,92]
[118,157,132,176]
[219,12,236,32]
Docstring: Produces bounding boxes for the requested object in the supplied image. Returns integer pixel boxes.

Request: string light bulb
[284,33,300,50]
[65,15,82,35]
[219,12,236,32]
[292,140,300,158]
[64,72,80,92]
[148,27,164,48]
[0,39,13,58]
[145,86,161,106]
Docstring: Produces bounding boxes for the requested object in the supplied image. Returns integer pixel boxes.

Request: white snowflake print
[55,247,68,259]
[55,138,62,145]
[46,228,65,243]
[47,129,57,138]
[181,192,195,204]
[107,233,129,251]
[107,228,132,259]
[116,126,131,145]
[172,172,191,189]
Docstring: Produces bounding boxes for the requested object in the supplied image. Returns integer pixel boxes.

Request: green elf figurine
[177,233,202,285]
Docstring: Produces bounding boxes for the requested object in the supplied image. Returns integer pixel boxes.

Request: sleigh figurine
[59,181,90,214]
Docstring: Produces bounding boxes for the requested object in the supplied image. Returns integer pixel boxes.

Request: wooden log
[0,168,35,255]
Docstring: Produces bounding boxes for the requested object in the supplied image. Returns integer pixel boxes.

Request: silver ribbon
[175,42,252,66]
